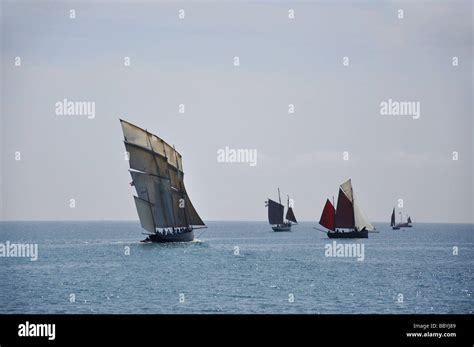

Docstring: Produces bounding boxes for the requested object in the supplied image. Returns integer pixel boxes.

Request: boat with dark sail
[318,179,373,238]
[120,119,206,243]
[391,208,413,229]
[266,189,297,232]
[390,208,400,229]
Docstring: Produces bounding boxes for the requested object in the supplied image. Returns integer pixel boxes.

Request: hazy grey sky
[1,0,472,223]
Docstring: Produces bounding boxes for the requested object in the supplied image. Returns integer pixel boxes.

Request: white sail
[340,178,353,202]
[353,192,374,231]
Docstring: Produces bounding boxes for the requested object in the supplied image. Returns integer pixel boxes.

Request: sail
[125,142,166,177]
[125,142,181,189]
[353,195,374,231]
[130,171,175,228]
[407,216,412,224]
[340,179,353,202]
[286,207,297,223]
[171,190,188,227]
[184,191,205,226]
[319,199,335,231]
[133,196,155,233]
[391,208,396,227]
[121,119,183,171]
[335,188,354,228]
[268,199,284,225]
[337,179,373,231]
[123,119,205,229]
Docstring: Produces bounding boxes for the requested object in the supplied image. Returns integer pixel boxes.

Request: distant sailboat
[120,119,206,243]
[266,189,297,232]
[391,208,400,230]
[318,179,373,238]
[391,207,413,229]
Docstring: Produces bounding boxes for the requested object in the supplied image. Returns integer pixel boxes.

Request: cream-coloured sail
[340,178,353,202]
[121,119,183,171]
[353,193,374,231]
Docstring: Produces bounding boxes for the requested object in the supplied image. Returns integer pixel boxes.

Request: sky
[0,0,472,223]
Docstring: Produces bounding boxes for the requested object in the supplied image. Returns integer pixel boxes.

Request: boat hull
[327,230,368,239]
[396,222,412,228]
[393,223,412,229]
[142,230,194,243]
[272,224,292,232]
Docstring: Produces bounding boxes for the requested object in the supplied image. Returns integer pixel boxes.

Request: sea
[0,221,472,314]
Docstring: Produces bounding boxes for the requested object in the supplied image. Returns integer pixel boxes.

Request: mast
[174,144,189,227]
[278,188,281,205]
[350,182,355,231]
[333,195,335,230]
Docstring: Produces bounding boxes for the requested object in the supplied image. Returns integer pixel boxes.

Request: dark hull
[394,223,412,229]
[272,223,292,232]
[327,230,368,239]
[143,230,194,243]
[397,222,412,228]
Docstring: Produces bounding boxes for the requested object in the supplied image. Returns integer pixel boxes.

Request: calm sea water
[0,221,472,314]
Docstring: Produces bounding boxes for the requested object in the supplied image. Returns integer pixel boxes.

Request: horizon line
[0,219,472,225]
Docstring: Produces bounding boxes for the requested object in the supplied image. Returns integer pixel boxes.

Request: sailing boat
[120,119,206,243]
[390,208,400,229]
[318,179,374,238]
[266,189,297,232]
[391,208,413,229]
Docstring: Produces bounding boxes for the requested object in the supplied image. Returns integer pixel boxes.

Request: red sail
[319,199,335,231]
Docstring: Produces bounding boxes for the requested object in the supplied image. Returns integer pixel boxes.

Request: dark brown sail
[286,207,297,223]
[391,208,396,227]
[335,188,355,229]
[268,199,284,225]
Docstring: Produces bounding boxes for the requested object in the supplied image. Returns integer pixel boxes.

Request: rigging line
[313,227,328,233]
[196,227,208,239]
